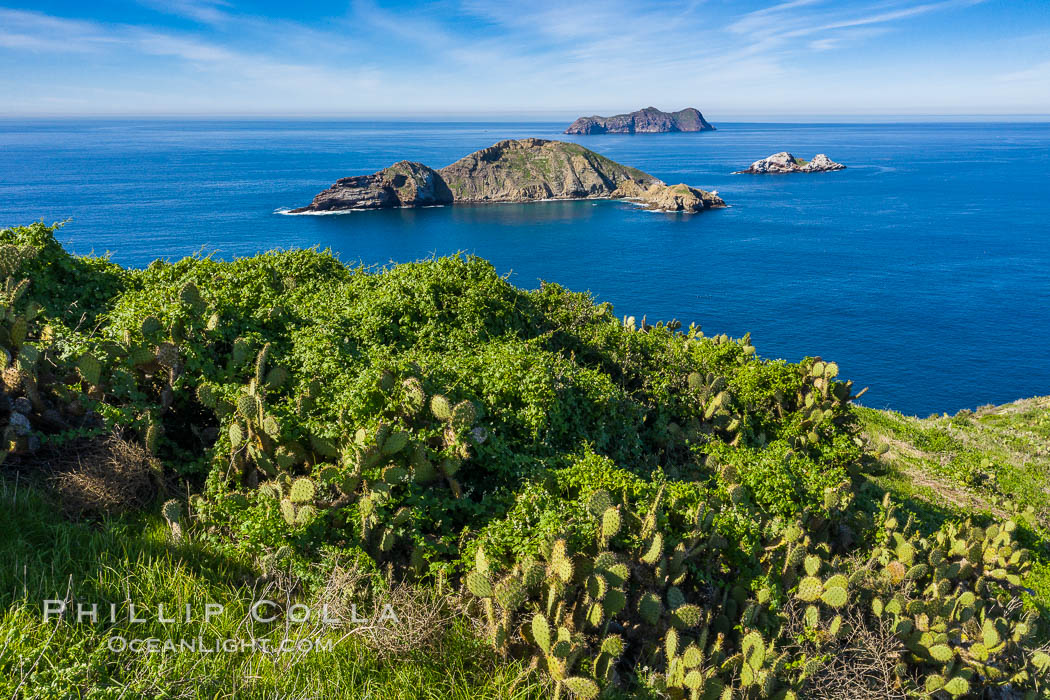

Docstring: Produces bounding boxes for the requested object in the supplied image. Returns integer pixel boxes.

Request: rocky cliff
[734,152,845,174]
[437,138,658,202]
[292,139,724,213]
[564,107,714,134]
[293,161,452,212]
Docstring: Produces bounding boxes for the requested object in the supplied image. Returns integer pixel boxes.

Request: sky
[1,0,1048,118]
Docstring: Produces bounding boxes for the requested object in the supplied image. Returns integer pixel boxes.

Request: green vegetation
[0,477,540,698]
[859,401,1050,623]
[1,221,1048,698]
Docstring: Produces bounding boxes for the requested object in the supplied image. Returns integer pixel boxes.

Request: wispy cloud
[0,8,120,52]
[998,60,1050,83]
[806,26,891,51]
[135,0,235,25]
[732,0,985,36]
[0,0,1042,115]
[0,6,383,113]
[729,0,824,34]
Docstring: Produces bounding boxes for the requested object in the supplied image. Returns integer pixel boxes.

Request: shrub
[2,222,1046,698]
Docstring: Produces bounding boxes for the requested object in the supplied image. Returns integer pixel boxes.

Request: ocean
[1,118,1047,416]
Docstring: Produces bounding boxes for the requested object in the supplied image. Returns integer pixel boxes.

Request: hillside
[860,399,1050,611]
[1,222,1047,699]
[437,138,657,201]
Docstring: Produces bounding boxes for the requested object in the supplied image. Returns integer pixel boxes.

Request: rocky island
[291,138,725,214]
[734,152,845,174]
[564,107,714,134]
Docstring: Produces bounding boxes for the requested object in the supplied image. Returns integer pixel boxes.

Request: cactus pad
[401,377,425,412]
[465,571,492,598]
[665,627,679,660]
[77,353,102,387]
[670,604,703,629]
[587,490,613,517]
[430,394,452,421]
[601,506,621,540]
[265,366,290,389]
[562,677,599,699]
[742,631,764,668]
[927,644,953,662]
[382,429,409,455]
[943,677,969,697]
[587,602,604,628]
[601,634,624,658]
[796,576,823,602]
[586,573,608,601]
[279,498,296,525]
[450,400,476,430]
[145,422,161,454]
[228,422,244,448]
[639,593,662,625]
[804,604,819,628]
[161,499,182,524]
[820,586,848,608]
[641,533,663,565]
[683,643,704,669]
[494,576,525,610]
[602,589,627,617]
[295,505,316,525]
[289,478,314,503]
[531,614,551,653]
[802,556,822,580]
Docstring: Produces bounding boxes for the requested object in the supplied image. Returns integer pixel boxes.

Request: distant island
[291,138,725,214]
[564,107,715,134]
[734,152,846,174]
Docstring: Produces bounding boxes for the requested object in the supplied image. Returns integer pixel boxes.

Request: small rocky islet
[292,138,725,214]
[563,106,715,134]
[734,152,846,174]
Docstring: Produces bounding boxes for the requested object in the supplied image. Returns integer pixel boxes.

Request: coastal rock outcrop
[613,181,725,212]
[294,161,452,211]
[292,138,724,214]
[564,107,714,134]
[734,152,845,174]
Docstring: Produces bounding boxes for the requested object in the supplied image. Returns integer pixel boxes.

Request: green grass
[0,477,544,699]
[858,398,1050,625]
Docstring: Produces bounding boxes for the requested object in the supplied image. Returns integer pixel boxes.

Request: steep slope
[437,138,658,202]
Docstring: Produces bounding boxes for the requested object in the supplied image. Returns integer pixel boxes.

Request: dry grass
[783,598,908,699]
[44,432,159,515]
[311,563,465,660]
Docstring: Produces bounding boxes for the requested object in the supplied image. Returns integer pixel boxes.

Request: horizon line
[2,112,1050,123]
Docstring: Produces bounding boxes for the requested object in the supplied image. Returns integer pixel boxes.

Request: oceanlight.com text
[105,636,335,654]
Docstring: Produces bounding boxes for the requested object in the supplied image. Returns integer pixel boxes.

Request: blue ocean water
[1,118,1048,416]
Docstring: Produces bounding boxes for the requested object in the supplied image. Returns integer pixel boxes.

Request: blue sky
[1,0,1048,117]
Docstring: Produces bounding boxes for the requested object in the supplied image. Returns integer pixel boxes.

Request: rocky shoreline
[292,139,725,214]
